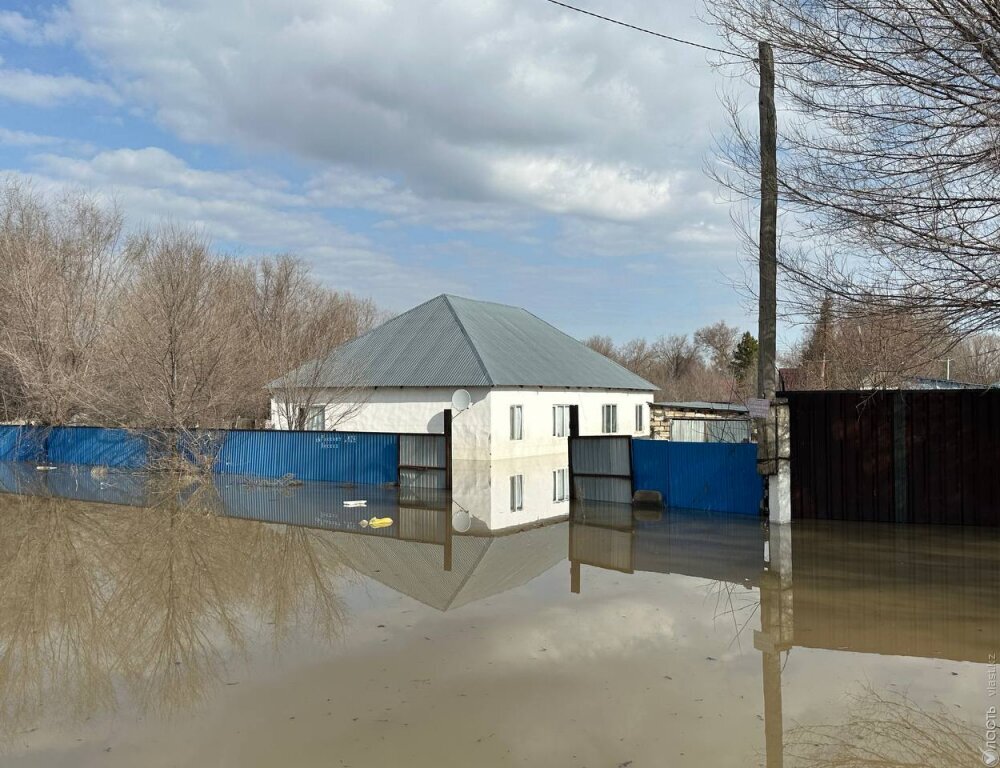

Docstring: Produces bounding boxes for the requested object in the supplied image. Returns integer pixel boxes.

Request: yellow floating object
[367,517,394,529]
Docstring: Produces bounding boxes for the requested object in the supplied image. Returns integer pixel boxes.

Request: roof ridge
[442,295,494,386]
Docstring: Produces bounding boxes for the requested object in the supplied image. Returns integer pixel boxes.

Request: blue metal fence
[631,439,763,515]
[47,426,149,468]
[0,426,401,486]
[215,430,398,485]
[0,425,46,462]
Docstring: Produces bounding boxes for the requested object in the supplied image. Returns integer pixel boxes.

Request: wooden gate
[785,390,1000,525]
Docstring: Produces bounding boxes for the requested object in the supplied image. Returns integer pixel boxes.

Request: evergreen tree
[730,332,758,382]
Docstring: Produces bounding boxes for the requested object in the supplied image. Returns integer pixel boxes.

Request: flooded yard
[0,467,995,767]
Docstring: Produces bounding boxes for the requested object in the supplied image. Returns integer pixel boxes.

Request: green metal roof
[273,294,656,391]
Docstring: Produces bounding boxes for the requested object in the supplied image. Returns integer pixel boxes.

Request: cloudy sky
[0,0,757,341]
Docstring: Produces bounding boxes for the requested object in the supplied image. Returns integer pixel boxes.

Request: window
[553,468,568,502]
[602,404,618,434]
[553,405,570,437]
[635,403,645,432]
[510,404,523,440]
[299,405,326,431]
[510,474,524,511]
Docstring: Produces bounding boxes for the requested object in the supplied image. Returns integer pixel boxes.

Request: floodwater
[0,464,995,767]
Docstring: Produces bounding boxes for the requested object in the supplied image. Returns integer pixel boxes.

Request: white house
[269,294,656,461]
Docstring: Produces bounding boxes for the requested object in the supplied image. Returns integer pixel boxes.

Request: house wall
[271,387,492,460]
[271,386,653,461]
[487,388,652,460]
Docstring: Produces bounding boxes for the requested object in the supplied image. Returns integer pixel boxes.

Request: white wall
[487,388,652,460]
[270,385,653,461]
[271,387,492,460]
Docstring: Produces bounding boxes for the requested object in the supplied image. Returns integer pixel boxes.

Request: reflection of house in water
[215,458,574,611]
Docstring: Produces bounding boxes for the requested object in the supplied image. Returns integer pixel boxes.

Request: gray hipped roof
[274,294,656,391]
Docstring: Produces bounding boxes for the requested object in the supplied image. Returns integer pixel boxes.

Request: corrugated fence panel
[573,475,633,505]
[399,434,446,468]
[399,467,447,491]
[215,430,398,485]
[47,427,149,468]
[0,426,45,462]
[570,437,631,475]
[786,390,1000,525]
[632,439,763,515]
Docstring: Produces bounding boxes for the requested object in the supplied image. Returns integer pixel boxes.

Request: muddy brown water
[0,476,995,767]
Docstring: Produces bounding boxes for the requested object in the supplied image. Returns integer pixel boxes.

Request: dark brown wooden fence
[785,390,1000,526]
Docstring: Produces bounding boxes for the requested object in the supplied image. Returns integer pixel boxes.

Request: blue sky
[0,0,763,343]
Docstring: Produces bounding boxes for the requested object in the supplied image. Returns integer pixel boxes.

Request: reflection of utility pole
[756,523,794,768]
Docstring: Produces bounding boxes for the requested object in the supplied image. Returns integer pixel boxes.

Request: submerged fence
[0,425,404,486]
[568,435,764,515]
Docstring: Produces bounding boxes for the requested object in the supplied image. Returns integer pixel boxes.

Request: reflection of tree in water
[0,483,349,734]
[783,685,981,768]
[704,579,759,652]
[0,496,117,728]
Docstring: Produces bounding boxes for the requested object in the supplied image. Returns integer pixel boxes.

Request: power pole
[757,41,778,401]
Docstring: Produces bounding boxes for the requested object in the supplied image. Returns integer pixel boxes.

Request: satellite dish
[451,389,472,413]
[452,508,472,533]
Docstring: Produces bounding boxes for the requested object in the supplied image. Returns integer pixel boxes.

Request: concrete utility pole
[756,40,791,525]
[757,41,778,401]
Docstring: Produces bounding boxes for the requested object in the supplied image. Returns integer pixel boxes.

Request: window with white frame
[510,474,524,511]
[552,468,568,502]
[300,405,326,431]
[602,404,618,433]
[553,404,570,437]
[635,403,645,432]
[510,405,523,440]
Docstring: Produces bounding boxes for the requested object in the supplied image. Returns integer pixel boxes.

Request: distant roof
[653,401,750,414]
[901,376,982,390]
[272,294,656,391]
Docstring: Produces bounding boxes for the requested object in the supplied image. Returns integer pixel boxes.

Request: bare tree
[694,321,741,373]
[108,226,248,429]
[243,256,379,431]
[0,181,125,424]
[585,325,754,402]
[706,0,1000,344]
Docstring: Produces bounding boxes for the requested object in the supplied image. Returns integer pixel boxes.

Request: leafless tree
[694,321,741,373]
[706,0,1000,344]
[0,181,126,424]
[780,685,981,768]
[243,256,379,430]
[108,226,247,429]
[586,323,756,402]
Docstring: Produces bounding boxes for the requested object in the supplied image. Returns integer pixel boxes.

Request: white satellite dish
[452,508,473,533]
[451,389,472,413]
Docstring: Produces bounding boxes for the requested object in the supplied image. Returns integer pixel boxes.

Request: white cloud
[66,0,741,223]
[9,147,458,307]
[0,67,117,107]
[0,127,64,147]
[0,9,72,45]
[486,154,673,221]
